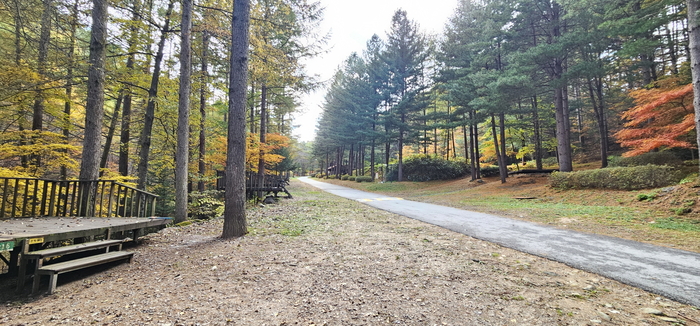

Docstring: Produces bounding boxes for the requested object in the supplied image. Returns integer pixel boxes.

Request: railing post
[21,179,29,217]
[11,179,20,218]
[129,188,136,217]
[69,181,78,216]
[47,181,57,217]
[151,197,157,217]
[106,181,115,217]
[1,178,8,218]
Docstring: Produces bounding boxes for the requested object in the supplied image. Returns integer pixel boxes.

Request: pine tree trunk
[136,0,174,189]
[499,112,508,180]
[61,0,78,180]
[687,0,700,174]
[198,31,210,192]
[222,0,251,239]
[491,114,506,184]
[532,95,543,170]
[257,84,267,198]
[174,0,192,223]
[78,0,108,216]
[100,94,123,172]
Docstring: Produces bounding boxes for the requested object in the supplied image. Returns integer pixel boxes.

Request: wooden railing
[0,178,158,219]
[216,171,291,198]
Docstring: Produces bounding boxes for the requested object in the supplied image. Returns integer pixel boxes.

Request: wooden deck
[0,216,170,243]
[0,216,171,277]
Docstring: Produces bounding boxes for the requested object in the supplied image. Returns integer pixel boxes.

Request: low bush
[608,152,683,167]
[355,176,373,183]
[480,166,501,177]
[188,190,224,219]
[348,176,356,181]
[550,165,683,190]
[386,155,469,182]
[341,174,349,180]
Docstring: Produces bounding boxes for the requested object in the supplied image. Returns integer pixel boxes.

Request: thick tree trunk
[78,0,107,216]
[687,0,700,174]
[554,86,573,172]
[136,0,174,189]
[174,0,193,223]
[222,0,251,239]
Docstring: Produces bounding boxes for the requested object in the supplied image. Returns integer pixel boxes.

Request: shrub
[608,152,683,167]
[541,157,559,167]
[550,165,683,190]
[348,176,356,181]
[188,190,224,219]
[480,166,501,177]
[356,176,373,183]
[386,155,469,182]
[341,174,349,180]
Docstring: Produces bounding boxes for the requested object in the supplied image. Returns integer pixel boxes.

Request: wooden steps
[35,251,134,294]
[16,239,135,294]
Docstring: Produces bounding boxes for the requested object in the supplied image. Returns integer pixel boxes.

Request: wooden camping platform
[0,216,171,244]
[0,217,170,277]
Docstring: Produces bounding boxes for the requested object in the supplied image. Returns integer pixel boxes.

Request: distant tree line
[313,0,699,183]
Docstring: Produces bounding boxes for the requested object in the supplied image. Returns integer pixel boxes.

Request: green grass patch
[650,217,700,232]
[458,196,653,224]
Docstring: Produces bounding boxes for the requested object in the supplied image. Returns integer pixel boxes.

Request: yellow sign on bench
[28,237,44,244]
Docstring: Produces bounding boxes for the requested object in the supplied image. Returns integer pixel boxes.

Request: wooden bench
[15,239,126,293]
[35,251,134,294]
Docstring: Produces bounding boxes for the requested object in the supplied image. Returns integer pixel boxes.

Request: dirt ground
[1,180,699,325]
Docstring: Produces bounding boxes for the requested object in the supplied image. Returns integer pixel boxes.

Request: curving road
[298,177,700,307]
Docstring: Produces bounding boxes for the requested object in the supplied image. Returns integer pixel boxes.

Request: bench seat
[24,239,124,259]
[35,251,134,294]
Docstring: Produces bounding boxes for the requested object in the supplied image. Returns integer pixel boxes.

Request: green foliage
[541,157,559,167]
[386,155,468,182]
[679,174,698,185]
[348,176,356,181]
[608,152,683,167]
[636,193,657,202]
[188,190,224,220]
[480,166,501,177]
[341,174,349,180]
[355,176,373,182]
[650,217,700,232]
[550,165,683,190]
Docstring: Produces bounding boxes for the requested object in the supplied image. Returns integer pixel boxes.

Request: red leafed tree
[615,79,696,157]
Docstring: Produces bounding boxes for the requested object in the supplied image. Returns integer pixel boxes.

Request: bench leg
[15,240,29,293]
[32,273,42,294]
[47,273,58,295]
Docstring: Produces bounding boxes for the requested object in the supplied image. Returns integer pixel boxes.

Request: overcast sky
[291,0,459,142]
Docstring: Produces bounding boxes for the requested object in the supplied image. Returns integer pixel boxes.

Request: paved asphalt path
[298,177,700,307]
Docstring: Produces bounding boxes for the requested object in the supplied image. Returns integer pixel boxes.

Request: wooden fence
[0,178,158,219]
[216,171,291,198]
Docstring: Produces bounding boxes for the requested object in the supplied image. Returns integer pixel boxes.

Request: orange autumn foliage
[209,133,290,172]
[615,79,696,157]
